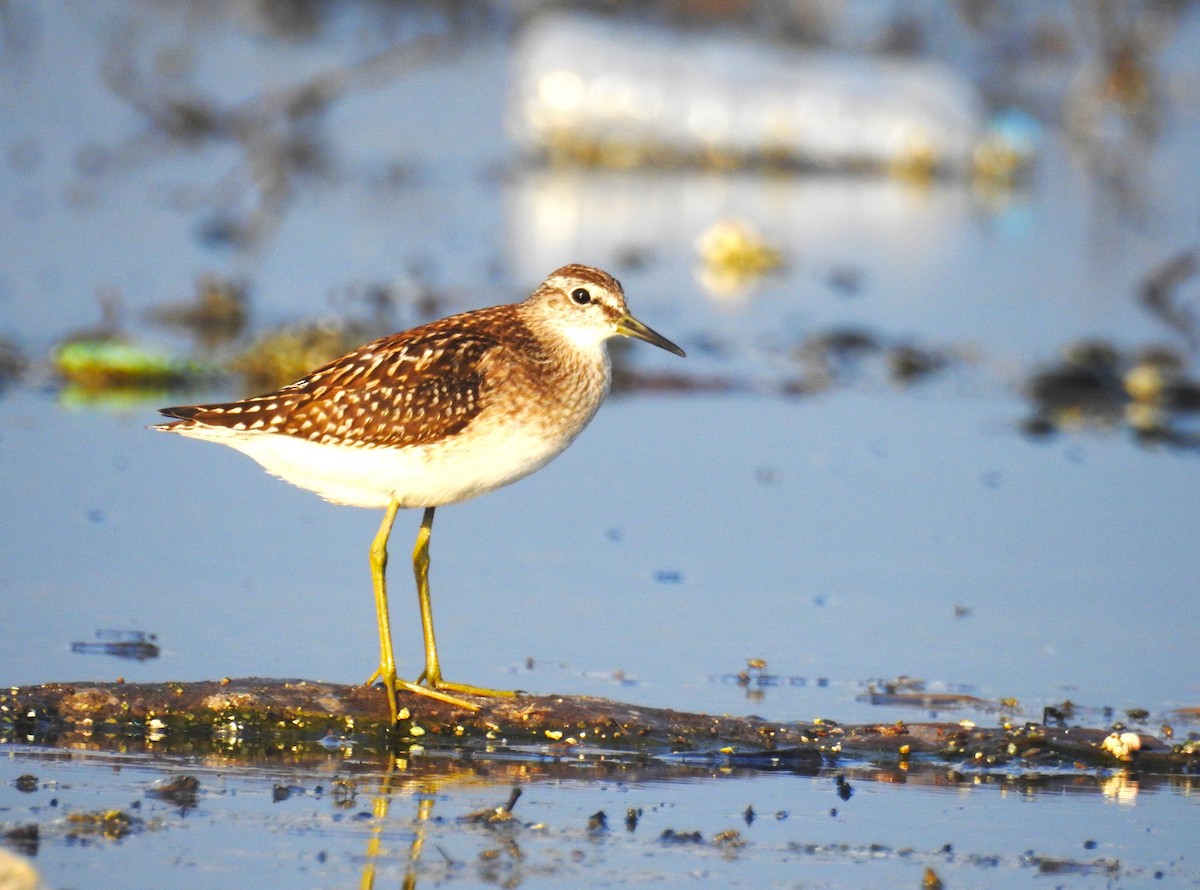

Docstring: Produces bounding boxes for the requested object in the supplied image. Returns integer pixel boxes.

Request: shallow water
[3,1,1200,886]
[4,388,1197,727]
[2,745,1196,888]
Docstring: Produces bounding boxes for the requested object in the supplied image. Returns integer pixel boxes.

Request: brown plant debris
[1,678,1194,772]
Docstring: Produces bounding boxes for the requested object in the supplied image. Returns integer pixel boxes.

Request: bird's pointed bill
[616,315,686,357]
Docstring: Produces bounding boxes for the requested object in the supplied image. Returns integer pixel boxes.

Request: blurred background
[2,0,1198,729]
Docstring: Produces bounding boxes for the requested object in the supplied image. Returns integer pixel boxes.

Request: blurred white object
[510,15,1025,177]
[0,849,43,890]
[503,167,984,299]
[1100,730,1144,760]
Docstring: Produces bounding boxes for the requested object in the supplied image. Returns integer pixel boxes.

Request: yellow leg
[364,499,401,720]
[364,500,481,715]
[413,507,440,684]
[413,506,516,700]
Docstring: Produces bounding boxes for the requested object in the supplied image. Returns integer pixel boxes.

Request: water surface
[2,2,1199,886]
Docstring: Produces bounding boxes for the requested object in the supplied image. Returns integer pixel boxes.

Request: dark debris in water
[859,676,998,713]
[860,690,994,711]
[13,774,37,793]
[783,839,1129,879]
[64,809,144,842]
[586,810,608,834]
[0,338,27,391]
[659,828,704,844]
[3,824,39,857]
[145,273,250,349]
[1023,852,1121,875]
[70,630,160,662]
[786,327,965,395]
[145,774,200,810]
[1023,338,1200,449]
[834,774,853,800]
[459,788,521,825]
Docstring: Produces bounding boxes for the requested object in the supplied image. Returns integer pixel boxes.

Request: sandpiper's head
[525,264,685,357]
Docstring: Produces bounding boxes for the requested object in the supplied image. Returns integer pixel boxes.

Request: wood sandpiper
[156,264,685,718]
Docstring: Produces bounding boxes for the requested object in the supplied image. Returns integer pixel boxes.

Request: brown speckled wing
[160,306,525,448]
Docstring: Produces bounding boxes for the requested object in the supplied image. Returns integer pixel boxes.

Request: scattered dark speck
[827,265,864,296]
[613,245,655,271]
[1021,416,1057,438]
[688,333,730,357]
[74,143,111,177]
[889,344,949,384]
[830,807,838,817]
[813,595,827,607]
[816,677,829,688]
[604,527,622,543]
[653,570,682,584]
[86,508,105,523]
[9,138,43,173]
[197,213,250,249]
[982,470,1003,489]
[743,805,755,825]
[0,338,27,389]
[316,851,327,864]
[1084,839,1097,850]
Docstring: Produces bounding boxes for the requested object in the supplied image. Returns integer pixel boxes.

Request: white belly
[170,411,586,509]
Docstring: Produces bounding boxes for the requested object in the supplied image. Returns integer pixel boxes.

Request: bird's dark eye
[570,287,591,305]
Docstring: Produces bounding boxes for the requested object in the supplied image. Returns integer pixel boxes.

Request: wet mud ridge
[3,678,1195,771]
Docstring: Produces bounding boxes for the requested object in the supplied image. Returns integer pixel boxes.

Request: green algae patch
[53,339,216,393]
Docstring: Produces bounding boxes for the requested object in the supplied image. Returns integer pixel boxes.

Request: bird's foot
[365,667,486,714]
[395,677,482,711]
[415,670,519,700]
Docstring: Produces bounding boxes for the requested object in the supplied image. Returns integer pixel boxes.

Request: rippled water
[2,745,1196,888]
